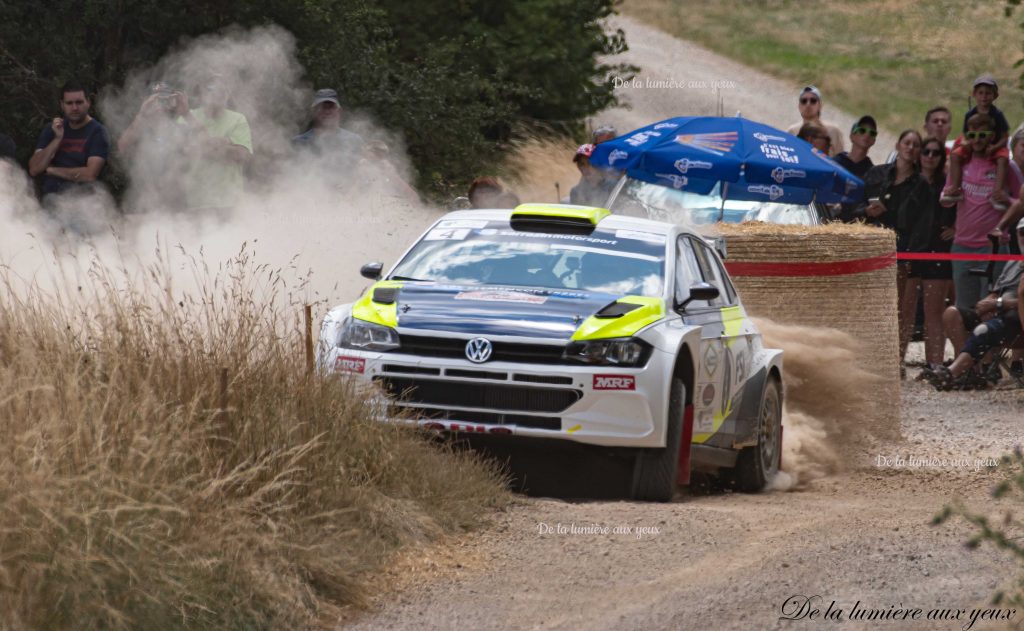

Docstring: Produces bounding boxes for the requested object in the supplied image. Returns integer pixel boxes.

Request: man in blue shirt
[28,80,110,199]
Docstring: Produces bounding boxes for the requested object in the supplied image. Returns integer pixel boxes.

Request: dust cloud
[753,317,887,491]
[1,26,439,316]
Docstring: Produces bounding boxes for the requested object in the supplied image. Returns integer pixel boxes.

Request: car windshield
[610,177,818,226]
[389,219,666,297]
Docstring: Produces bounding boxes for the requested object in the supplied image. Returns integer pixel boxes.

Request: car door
[675,235,751,445]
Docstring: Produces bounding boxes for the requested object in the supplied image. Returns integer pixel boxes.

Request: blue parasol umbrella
[589,116,864,204]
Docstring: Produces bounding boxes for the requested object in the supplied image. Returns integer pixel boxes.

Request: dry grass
[623,0,1024,134]
[0,246,509,630]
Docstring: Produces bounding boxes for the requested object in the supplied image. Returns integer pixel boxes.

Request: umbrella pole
[718,182,729,223]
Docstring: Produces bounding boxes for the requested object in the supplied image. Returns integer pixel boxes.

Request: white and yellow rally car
[318,204,784,501]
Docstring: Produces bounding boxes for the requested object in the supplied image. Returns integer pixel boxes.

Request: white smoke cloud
[1,26,440,313]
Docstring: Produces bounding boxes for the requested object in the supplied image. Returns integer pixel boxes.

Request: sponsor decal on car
[437,219,490,229]
[455,290,548,304]
[701,383,716,406]
[335,356,366,373]
[593,374,636,390]
[424,227,470,241]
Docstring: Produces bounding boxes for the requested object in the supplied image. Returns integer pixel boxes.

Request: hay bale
[718,222,900,439]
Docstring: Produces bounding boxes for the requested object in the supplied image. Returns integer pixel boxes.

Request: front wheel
[631,378,685,502]
[733,378,782,492]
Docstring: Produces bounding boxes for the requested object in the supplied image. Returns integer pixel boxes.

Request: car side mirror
[360,262,384,280]
[676,282,720,312]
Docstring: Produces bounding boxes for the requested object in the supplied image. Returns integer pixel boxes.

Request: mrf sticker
[593,374,636,390]
[335,356,366,373]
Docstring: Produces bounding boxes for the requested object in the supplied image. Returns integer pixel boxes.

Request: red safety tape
[896,252,1024,262]
[723,252,897,277]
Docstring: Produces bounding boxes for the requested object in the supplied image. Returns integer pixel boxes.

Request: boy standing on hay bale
[941,112,1022,311]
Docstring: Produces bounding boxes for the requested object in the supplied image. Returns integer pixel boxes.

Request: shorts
[961,310,1022,360]
[910,259,952,280]
[950,135,1010,162]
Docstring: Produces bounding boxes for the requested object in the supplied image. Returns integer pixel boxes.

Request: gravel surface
[339,18,1022,631]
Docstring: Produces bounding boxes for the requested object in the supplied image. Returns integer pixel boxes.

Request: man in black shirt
[835,115,877,222]
[28,80,110,200]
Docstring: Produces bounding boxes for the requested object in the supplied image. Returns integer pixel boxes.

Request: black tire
[733,377,782,492]
[631,378,685,502]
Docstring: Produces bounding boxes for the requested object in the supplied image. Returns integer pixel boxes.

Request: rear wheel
[631,378,685,502]
[733,377,781,492]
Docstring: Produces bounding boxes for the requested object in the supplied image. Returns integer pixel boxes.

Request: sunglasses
[852,126,878,137]
[965,130,994,140]
[921,148,943,158]
[800,97,819,105]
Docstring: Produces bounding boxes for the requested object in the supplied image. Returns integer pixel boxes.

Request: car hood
[393,283,623,340]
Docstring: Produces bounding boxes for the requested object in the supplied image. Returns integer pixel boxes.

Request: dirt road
[344,378,1021,630]
[342,16,1022,631]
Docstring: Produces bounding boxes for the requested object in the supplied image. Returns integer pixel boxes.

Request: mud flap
[677,404,694,485]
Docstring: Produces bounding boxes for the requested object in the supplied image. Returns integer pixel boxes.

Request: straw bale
[720,222,900,439]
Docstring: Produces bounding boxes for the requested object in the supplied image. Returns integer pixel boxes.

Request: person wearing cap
[181,78,253,213]
[569,143,616,207]
[834,116,877,179]
[932,216,1024,388]
[591,125,617,145]
[834,116,877,222]
[942,74,1011,210]
[292,88,364,164]
[786,86,844,157]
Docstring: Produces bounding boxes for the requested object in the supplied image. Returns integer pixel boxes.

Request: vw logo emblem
[465,337,493,363]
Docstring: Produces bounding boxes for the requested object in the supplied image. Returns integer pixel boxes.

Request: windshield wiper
[389,275,433,282]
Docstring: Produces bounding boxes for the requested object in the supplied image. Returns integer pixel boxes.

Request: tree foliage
[0,0,633,198]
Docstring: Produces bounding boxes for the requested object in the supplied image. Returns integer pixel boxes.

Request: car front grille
[408,407,562,431]
[375,376,581,413]
[398,334,568,365]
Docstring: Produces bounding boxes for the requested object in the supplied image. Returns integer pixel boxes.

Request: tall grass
[0,245,509,629]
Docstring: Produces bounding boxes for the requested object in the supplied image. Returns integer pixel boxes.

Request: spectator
[293,88,364,162]
[117,81,190,210]
[181,78,252,213]
[468,176,507,208]
[923,106,952,146]
[835,116,877,222]
[996,129,1024,256]
[858,130,933,370]
[569,143,616,207]
[942,75,1011,210]
[942,113,1022,311]
[787,86,844,157]
[933,218,1024,389]
[913,136,955,379]
[797,121,831,155]
[834,116,876,178]
[591,125,617,145]
[28,80,110,201]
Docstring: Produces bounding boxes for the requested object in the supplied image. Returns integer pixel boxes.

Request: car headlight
[563,338,651,367]
[337,317,400,352]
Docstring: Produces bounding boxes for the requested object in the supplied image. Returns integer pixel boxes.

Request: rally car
[318,204,784,501]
